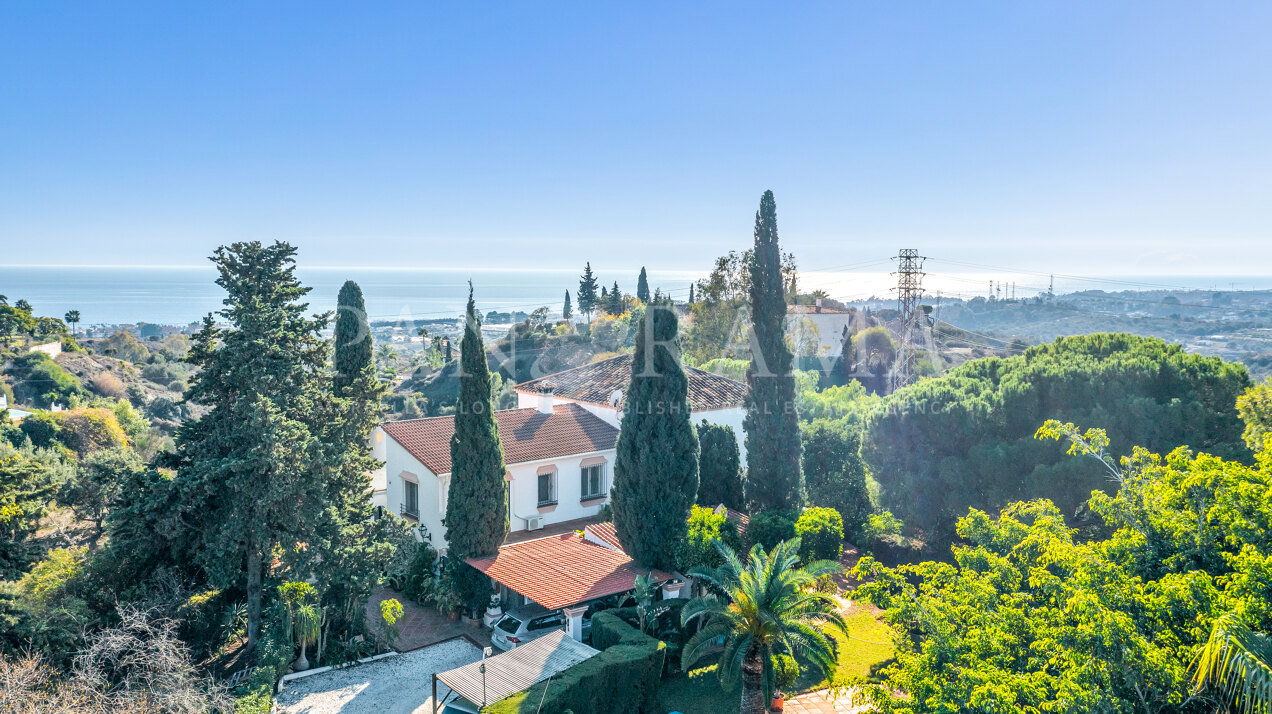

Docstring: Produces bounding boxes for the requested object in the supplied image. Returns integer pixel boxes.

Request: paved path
[366,586,486,652]
[784,688,869,714]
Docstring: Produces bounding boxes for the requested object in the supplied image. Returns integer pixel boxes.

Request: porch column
[563,605,589,641]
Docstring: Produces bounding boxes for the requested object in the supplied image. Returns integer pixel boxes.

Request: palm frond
[1193,612,1272,714]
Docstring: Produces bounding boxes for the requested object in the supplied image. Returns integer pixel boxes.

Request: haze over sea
[2,265,1270,328]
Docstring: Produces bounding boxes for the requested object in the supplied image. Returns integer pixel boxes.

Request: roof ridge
[515,353,631,388]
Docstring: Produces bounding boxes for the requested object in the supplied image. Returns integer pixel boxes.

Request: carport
[430,630,599,713]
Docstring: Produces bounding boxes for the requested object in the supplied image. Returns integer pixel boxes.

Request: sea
[1,265,1270,328]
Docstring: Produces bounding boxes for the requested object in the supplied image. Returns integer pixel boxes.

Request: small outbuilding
[431,630,599,713]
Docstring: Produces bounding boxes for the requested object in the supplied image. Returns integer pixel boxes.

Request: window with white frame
[403,480,419,518]
[580,463,605,500]
[537,470,557,506]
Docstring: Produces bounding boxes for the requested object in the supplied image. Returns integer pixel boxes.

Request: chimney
[815,298,823,314]
[537,386,555,415]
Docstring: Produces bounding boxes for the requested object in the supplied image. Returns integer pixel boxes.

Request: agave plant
[681,538,847,714]
[1193,612,1272,714]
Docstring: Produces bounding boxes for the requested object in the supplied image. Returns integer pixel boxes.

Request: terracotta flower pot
[771,694,785,711]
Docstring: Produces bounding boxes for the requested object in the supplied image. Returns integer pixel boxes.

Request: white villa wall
[369,427,388,509]
[505,451,615,533]
[790,313,853,358]
[382,436,447,549]
[380,429,617,553]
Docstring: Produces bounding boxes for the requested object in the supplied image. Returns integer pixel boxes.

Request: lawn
[657,600,895,713]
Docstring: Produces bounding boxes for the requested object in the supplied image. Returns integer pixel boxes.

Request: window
[537,472,556,506]
[580,463,605,500]
[529,613,565,631]
[403,480,419,518]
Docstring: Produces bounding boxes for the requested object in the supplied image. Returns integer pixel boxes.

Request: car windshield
[496,615,522,635]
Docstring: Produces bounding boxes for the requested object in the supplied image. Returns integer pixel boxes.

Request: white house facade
[513,353,749,456]
[370,400,619,553]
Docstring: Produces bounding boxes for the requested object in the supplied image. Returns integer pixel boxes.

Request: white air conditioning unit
[524,515,543,531]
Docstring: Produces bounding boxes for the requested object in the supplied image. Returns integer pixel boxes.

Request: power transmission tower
[891,248,926,391]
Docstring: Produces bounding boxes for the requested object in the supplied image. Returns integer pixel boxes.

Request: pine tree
[578,262,600,321]
[173,241,329,651]
[696,421,744,511]
[637,267,651,303]
[334,281,373,396]
[445,285,509,560]
[612,303,699,569]
[744,190,804,512]
[563,290,573,321]
[607,281,623,316]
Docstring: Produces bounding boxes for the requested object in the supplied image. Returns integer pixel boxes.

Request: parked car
[491,605,592,650]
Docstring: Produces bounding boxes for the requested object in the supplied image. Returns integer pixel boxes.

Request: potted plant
[433,585,462,621]
[483,593,503,628]
[770,653,799,712]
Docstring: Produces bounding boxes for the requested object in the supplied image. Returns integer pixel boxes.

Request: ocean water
[1,265,1269,327]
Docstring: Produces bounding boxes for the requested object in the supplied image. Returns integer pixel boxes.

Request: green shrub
[747,510,797,551]
[8,353,83,407]
[485,611,666,714]
[673,505,742,573]
[176,588,229,662]
[794,507,844,562]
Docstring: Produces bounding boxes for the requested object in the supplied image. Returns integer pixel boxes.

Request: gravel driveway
[276,638,483,714]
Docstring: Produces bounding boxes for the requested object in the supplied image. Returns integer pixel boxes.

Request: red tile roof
[381,403,618,476]
[515,354,748,412]
[583,522,622,551]
[467,533,674,610]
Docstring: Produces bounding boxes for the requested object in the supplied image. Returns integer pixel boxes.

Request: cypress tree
[607,281,623,315]
[689,283,695,304]
[612,302,699,569]
[173,241,328,651]
[563,290,573,321]
[696,420,744,511]
[334,280,373,396]
[444,284,509,560]
[744,190,804,512]
[578,262,600,321]
[636,267,651,303]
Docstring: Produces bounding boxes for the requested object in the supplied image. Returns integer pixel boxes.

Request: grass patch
[658,600,895,712]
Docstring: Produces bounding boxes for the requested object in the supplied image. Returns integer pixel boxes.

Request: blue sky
[1,2,1269,275]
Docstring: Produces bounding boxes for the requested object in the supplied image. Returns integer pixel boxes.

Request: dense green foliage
[675,504,743,573]
[613,305,700,570]
[637,266,651,303]
[746,509,796,551]
[744,191,803,512]
[855,423,1272,714]
[864,333,1251,545]
[562,289,572,320]
[794,507,844,563]
[696,420,743,511]
[1237,377,1272,453]
[801,417,872,543]
[485,611,667,714]
[682,539,846,714]
[0,451,55,579]
[444,287,509,564]
[7,352,85,407]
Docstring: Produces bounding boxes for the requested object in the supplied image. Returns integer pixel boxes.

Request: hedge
[483,611,666,714]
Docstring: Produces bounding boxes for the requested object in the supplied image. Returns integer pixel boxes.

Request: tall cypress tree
[334,280,373,396]
[744,190,804,512]
[636,267,651,303]
[689,283,695,304]
[612,302,699,569]
[173,241,327,651]
[444,285,509,560]
[563,290,573,321]
[578,262,600,321]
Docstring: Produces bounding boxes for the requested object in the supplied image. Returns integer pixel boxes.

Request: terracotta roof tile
[381,403,617,476]
[583,522,622,551]
[515,354,747,412]
[467,533,674,609]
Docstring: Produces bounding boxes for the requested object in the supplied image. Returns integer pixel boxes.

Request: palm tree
[681,538,847,714]
[64,310,80,337]
[1193,612,1272,714]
